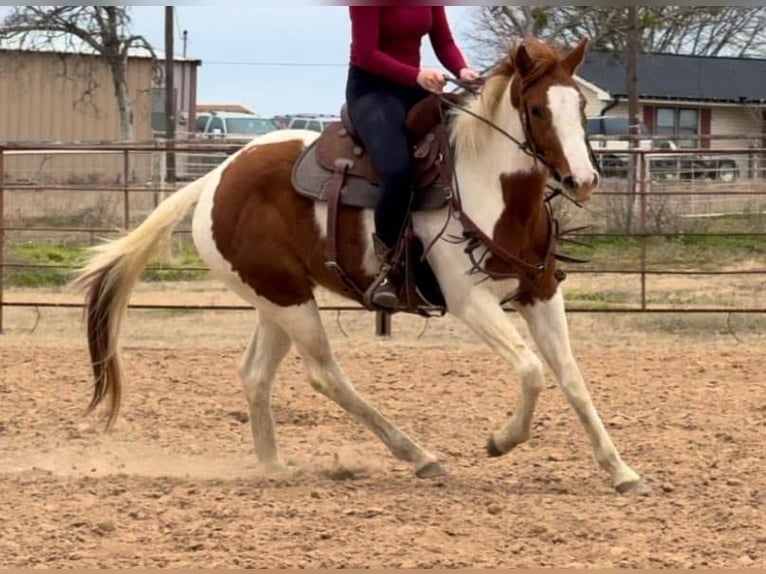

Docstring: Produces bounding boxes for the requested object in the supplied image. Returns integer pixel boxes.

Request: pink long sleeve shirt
[349,6,468,87]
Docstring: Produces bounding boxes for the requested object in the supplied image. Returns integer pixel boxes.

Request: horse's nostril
[592,173,600,187]
[562,176,576,190]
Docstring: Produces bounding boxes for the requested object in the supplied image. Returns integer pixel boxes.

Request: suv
[275,114,339,132]
[195,111,279,139]
[587,115,739,181]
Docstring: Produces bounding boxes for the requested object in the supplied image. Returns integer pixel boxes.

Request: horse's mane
[450,37,564,156]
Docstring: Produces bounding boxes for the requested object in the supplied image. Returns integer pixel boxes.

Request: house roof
[579,50,766,104]
[0,35,200,63]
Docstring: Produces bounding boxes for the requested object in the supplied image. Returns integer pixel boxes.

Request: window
[586,117,649,137]
[602,117,629,135]
[195,114,210,133]
[290,119,308,129]
[656,107,699,147]
[307,121,322,132]
[152,88,166,132]
[207,116,225,133]
[225,117,277,135]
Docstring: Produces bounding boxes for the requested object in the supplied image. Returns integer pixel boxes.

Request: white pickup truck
[587,115,739,182]
[195,111,279,140]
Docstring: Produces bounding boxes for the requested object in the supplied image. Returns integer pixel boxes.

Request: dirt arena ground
[1,285,764,568]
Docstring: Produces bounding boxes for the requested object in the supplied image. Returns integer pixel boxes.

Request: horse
[73,36,649,494]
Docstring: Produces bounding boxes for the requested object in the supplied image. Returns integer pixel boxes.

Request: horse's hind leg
[264,299,443,478]
[238,315,292,472]
[517,291,649,494]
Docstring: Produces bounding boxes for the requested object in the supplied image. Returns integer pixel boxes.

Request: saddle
[291,94,462,315]
[292,94,459,209]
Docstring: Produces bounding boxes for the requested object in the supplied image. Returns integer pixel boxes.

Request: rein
[424,75,592,287]
[441,78,594,206]
[440,79,553,176]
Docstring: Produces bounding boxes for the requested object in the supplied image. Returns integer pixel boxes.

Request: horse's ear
[561,38,589,76]
[514,43,534,78]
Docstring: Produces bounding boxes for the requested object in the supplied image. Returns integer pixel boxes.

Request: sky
[129,6,478,117]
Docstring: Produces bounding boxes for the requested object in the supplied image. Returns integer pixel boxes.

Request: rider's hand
[417,68,446,94]
[459,67,481,82]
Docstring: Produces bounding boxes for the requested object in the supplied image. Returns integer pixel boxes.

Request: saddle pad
[291,140,450,211]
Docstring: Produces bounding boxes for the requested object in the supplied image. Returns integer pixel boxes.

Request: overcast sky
[129,6,478,117]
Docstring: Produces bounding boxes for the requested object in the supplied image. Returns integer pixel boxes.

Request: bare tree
[470,6,766,63]
[0,6,157,140]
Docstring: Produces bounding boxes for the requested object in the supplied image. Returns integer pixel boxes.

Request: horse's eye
[530,106,543,118]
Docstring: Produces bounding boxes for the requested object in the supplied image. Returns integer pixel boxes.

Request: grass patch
[5,240,209,287]
[564,288,637,310]
[143,242,209,282]
[5,244,87,287]
[628,313,766,337]
[561,232,765,270]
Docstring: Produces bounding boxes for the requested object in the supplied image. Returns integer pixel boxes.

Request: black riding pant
[346,66,429,249]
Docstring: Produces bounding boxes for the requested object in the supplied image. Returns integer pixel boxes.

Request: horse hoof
[486,435,506,458]
[416,461,446,479]
[616,478,652,496]
[261,461,290,477]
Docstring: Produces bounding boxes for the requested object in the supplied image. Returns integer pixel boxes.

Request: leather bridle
[429,73,596,286]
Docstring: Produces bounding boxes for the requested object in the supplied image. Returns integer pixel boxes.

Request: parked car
[652,140,739,182]
[586,115,739,181]
[586,116,653,178]
[275,114,339,132]
[195,111,279,139]
[178,112,279,182]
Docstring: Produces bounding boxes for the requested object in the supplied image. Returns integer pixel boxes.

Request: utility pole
[180,29,188,134]
[164,6,176,184]
[627,6,639,145]
[626,6,639,232]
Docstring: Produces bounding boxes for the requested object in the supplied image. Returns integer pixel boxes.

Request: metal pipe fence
[1,142,765,335]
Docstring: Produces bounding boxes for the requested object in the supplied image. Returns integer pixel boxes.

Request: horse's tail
[70,174,208,429]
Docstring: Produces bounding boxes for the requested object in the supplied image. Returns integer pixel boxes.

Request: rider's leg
[347,90,413,309]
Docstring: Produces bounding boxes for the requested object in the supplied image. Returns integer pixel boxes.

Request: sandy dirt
[1,292,765,568]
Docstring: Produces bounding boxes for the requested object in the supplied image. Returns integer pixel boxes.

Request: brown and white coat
[75,38,648,494]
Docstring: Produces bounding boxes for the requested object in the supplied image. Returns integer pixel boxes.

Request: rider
[346,7,480,309]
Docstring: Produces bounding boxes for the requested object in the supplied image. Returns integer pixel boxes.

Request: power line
[203,60,444,68]
[205,61,346,67]
[174,6,183,39]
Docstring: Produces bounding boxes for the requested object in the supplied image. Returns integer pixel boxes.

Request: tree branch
[471,6,766,59]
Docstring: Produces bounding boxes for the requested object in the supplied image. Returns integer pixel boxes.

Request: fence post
[639,151,647,310]
[375,311,391,337]
[122,149,130,230]
[0,147,4,334]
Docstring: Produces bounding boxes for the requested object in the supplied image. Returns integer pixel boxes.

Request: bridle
[440,77,560,186]
[424,72,595,291]
[444,73,602,204]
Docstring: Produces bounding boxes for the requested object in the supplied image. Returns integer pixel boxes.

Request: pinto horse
[74,37,648,494]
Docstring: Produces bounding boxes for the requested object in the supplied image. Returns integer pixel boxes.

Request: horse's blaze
[210,139,373,307]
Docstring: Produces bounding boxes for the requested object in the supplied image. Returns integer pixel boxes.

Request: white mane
[449,69,517,158]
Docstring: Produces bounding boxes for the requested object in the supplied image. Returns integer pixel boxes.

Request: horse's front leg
[449,286,547,456]
[516,290,650,494]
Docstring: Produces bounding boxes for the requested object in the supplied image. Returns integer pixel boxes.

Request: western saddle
[292,94,461,314]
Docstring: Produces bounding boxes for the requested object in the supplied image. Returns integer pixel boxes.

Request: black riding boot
[365,234,399,310]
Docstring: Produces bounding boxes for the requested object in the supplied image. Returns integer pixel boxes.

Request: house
[0,43,200,182]
[577,50,766,154]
